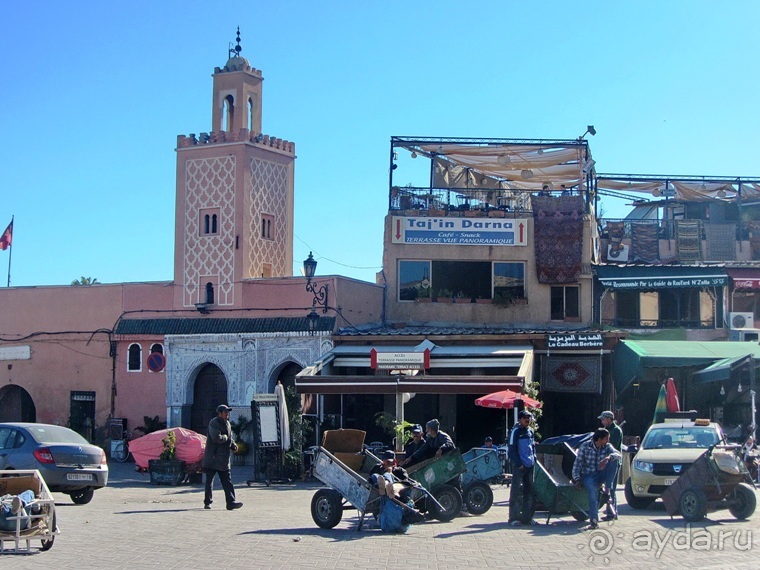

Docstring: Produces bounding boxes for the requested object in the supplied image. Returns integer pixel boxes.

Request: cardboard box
[322,429,366,453]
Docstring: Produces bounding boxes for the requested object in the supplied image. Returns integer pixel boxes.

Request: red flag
[0,220,11,251]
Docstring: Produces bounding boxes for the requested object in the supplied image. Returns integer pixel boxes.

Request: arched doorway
[270,362,302,394]
[0,385,36,422]
[190,364,228,434]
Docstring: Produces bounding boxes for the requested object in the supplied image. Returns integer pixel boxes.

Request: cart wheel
[570,511,588,522]
[40,512,56,551]
[311,488,343,529]
[679,487,707,522]
[729,483,757,520]
[428,483,463,522]
[463,482,493,515]
[69,487,95,505]
[624,478,654,510]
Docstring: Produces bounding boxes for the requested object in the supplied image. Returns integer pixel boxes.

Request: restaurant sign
[370,348,431,370]
[547,333,604,349]
[598,275,727,289]
[391,216,528,246]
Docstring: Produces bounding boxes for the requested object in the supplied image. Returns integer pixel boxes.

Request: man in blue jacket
[508,410,537,525]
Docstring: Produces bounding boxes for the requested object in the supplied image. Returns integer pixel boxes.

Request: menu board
[253,396,281,448]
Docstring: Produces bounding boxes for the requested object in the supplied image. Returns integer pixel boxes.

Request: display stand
[246,395,290,486]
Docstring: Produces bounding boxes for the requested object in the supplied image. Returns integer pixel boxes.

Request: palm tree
[70,276,100,286]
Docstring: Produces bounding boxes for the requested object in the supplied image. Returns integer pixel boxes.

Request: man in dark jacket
[507,410,537,525]
[401,419,454,467]
[404,425,426,460]
[202,404,243,510]
[598,410,623,520]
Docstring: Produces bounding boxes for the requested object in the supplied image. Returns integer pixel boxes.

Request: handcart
[406,448,468,520]
[661,444,757,522]
[308,429,448,530]
[0,470,59,553]
[460,448,502,514]
[533,440,592,524]
[309,446,445,530]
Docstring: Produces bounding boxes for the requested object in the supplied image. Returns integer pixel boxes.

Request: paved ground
[4,461,759,568]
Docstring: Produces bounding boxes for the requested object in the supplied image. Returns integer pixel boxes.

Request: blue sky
[1,1,759,287]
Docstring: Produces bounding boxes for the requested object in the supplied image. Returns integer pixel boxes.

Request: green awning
[692,355,758,384]
[613,340,760,393]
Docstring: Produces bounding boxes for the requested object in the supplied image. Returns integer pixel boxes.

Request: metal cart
[460,448,502,514]
[0,470,59,553]
[533,441,593,524]
[661,444,757,522]
[406,449,468,520]
[309,447,442,530]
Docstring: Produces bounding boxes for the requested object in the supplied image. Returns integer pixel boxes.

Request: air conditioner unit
[607,244,629,262]
[739,329,760,342]
[729,312,755,330]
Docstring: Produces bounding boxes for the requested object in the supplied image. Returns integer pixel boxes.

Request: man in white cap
[202,404,243,510]
[598,410,623,520]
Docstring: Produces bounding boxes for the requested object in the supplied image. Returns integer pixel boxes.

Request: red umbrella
[475,390,542,436]
[665,377,680,413]
[475,390,542,410]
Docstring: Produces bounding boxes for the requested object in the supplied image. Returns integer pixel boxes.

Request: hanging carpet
[532,196,584,283]
[704,223,736,261]
[541,356,602,394]
[675,220,702,263]
[631,222,660,263]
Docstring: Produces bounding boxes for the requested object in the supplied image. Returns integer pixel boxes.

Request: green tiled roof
[115,317,335,336]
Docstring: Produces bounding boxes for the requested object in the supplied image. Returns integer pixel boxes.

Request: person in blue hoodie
[507,410,537,526]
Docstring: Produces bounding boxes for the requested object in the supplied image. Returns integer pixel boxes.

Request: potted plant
[475,295,492,304]
[435,289,454,303]
[230,415,251,463]
[415,286,431,302]
[454,291,468,303]
[148,429,185,485]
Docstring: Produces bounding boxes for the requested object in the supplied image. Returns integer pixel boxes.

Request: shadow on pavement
[243,526,368,542]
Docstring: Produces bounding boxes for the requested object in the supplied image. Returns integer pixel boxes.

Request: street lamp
[303,252,328,313]
[306,309,320,336]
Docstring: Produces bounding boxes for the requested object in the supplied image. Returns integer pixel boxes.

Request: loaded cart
[660,444,757,522]
[309,429,451,530]
[0,470,59,553]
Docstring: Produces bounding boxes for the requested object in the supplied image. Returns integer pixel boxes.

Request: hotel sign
[391,216,528,246]
[547,333,604,349]
[370,348,431,370]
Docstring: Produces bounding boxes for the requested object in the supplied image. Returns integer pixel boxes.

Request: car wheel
[428,483,463,522]
[69,487,95,505]
[624,478,654,510]
[678,487,707,522]
[728,483,757,520]
[310,488,343,529]
[463,482,494,515]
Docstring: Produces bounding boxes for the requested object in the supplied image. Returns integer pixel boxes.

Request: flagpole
[6,215,12,287]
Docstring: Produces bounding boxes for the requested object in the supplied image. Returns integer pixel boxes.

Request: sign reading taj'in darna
[547,333,604,349]
[391,216,528,246]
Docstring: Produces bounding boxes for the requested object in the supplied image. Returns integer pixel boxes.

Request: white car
[625,418,722,509]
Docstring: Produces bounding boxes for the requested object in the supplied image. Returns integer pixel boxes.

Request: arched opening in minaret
[223,95,235,132]
[205,282,215,304]
[211,214,218,234]
[248,97,254,132]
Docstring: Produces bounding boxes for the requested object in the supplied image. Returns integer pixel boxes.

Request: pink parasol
[129,427,207,470]
[665,377,680,413]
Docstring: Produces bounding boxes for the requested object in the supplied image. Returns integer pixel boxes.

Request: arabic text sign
[547,333,604,349]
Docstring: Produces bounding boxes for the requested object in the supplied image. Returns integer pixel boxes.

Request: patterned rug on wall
[631,222,660,263]
[541,356,602,394]
[676,220,702,263]
[704,223,736,261]
[532,196,584,283]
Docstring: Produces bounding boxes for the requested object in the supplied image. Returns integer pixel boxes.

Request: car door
[0,427,15,468]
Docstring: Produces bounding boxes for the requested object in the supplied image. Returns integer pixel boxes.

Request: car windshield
[26,425,89,445]
[642,426,719,450]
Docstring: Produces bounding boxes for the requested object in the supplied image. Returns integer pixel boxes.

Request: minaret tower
[173,29,295,310]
